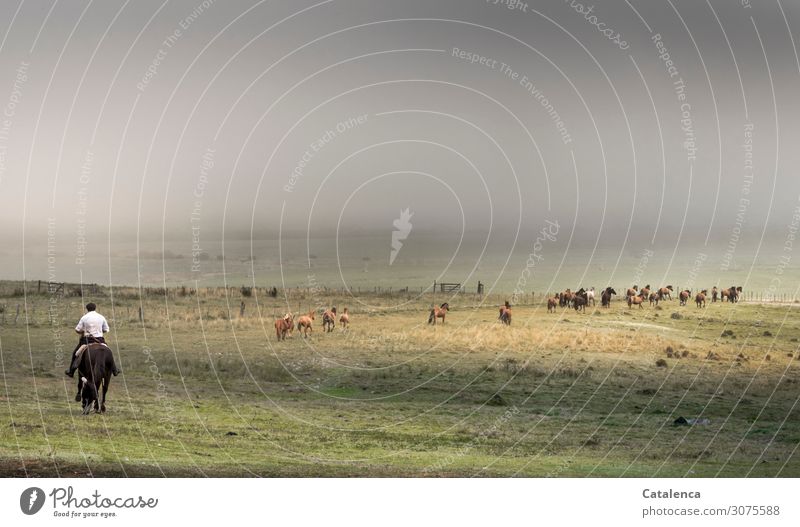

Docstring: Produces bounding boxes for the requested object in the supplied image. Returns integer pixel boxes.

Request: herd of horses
[272,284,745,339]
[548,284,744,312]
[274,307,350,340]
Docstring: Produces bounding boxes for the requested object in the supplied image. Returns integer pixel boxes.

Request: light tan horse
[274,314,294,341]
[339,307,350,330]
[428,302,450,325]
[296,310,315,337]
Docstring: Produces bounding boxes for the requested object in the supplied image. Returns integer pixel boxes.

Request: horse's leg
[75,376,83,402]
[101,375,110,413]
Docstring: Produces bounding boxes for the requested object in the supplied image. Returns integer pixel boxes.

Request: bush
[655,359,668,367]
[240,286,252,297]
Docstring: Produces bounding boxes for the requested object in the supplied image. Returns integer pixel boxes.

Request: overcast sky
[1,0,799,256]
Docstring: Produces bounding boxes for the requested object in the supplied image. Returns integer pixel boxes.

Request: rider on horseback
[64,302,120,378]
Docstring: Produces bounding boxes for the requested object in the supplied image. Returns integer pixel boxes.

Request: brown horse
[322,307,337,332]
[339,307,350,330]
[657,286,673,301]
[649,292,659,306]
[498,301,512,325]
[679,290,691,306]
[296,310,315,337]
[628,293,645,309]
[573,288,588,312]
[428,302,450,325]
[722,286,743,303]
[547,296,558,312]
[695,290,707,308]
[274,313,294,341]
[626,285,639,300]
[639,284,651,300]
[711,286,718,302]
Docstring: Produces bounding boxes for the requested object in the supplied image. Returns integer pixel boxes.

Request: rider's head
[86,302,96,312]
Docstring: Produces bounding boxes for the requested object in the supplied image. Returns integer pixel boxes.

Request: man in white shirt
[65,302,120,380]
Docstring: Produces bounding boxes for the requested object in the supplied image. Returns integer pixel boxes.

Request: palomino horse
[601,287,616,307]
[656,286,673,301]
[274,313,294,341]
[695,289,707,308]
[628,293,645,309]
[339,307,350,330]
[322,307,337,332]
[428,302,450,325]
[296,310,315,337]
[679,290,691,306]
[498,301,512,325]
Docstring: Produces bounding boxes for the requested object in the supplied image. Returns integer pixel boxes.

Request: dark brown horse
[711,286,719,302]
[573,288,588,312]
[601,287,616,307]
[428,302,450,325]
[322,307,337,332]
[722,286,743,303]
[274,314,294,341]
[77,343,115,414]
[649,292,659,306]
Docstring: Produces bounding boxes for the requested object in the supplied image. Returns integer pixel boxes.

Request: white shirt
[75,311,109,338]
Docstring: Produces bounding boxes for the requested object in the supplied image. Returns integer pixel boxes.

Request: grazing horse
[711,286,719,303]
[296,310,315,337]
[428,302,450,325]
[77,343,114,414]
[628,293,645,309]
[695,289,707,308]
[547,296,558,313]
[274,313,294,341]
[601,287,616,307]
[322,307,337,332]
[657,286,673,301]
[679,290,691,306]
[339,307,350,330]
[498,301,512,325]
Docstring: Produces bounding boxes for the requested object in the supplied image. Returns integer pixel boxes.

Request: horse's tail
[428,309,435,324]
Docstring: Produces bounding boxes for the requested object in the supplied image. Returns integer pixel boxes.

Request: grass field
[1,281,798,477]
